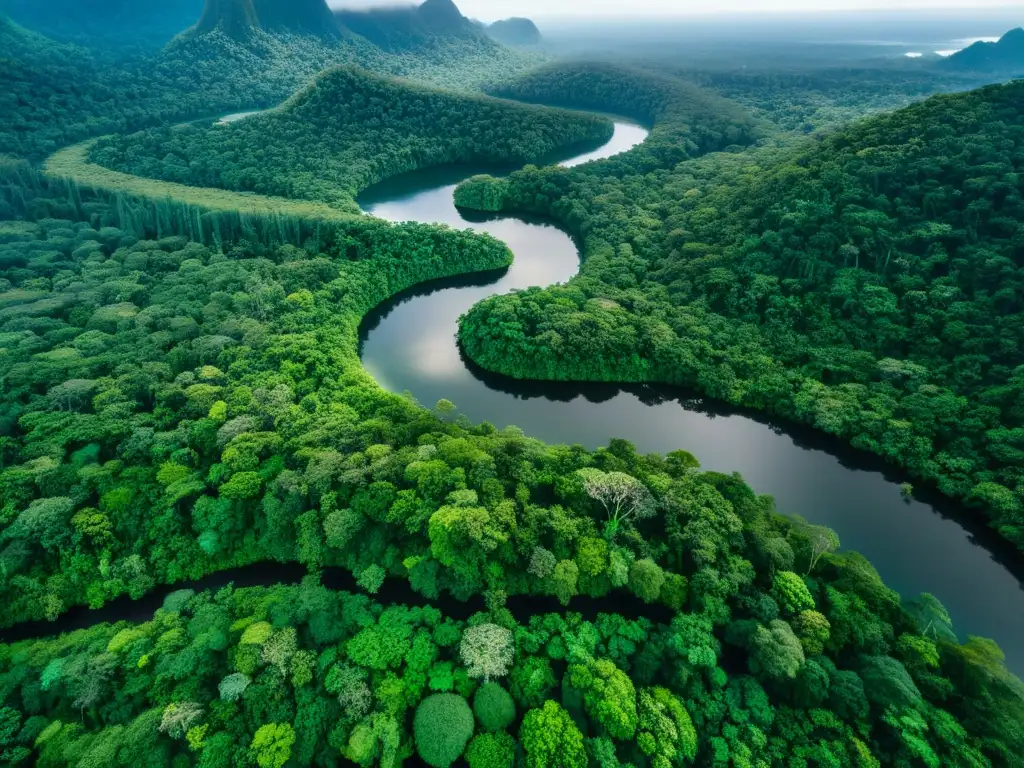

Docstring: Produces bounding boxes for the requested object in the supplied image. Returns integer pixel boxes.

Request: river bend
[11,119,1023,675]
[357,121,1024,673]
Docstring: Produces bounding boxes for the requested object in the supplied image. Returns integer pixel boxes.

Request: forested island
[88,67,612,212]
[1,0,1024,766]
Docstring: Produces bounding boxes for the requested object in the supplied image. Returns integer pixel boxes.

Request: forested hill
[0,0,543,164]
[191,0,261,41]
[0,15,237,161]
[2,5,1024,765]
[0,11,363,162]
[0,0,204,47]
[88,66,614,211]
[458,78,1024,552]
[334,0,492,52]
[1,0,343,45]
[252,0,344,40]
[187,0,345,41]
[485,17,542,46]
[487,61,764,171]
[944,27,1024,72]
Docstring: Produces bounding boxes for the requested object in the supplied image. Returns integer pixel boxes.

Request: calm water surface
[359,122,1024,673]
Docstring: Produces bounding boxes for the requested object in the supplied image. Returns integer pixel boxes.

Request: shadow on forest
[458,347,1024,581]
[0,561,674,646]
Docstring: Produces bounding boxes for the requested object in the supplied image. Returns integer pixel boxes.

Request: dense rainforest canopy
[0,6,542,163]
[0,0,205,47]
[88,66,613,212]
[457,69,1024,556]
[1,1,1024,766]
[486,61,765,171]
[0,159,1020,764]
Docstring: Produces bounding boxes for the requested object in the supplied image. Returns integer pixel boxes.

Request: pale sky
[329,0,1021,23]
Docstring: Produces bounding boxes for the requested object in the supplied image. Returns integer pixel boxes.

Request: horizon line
[525,6,1020,19]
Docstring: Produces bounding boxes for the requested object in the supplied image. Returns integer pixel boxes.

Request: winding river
[8,118,1023,677]
[357,121,1024,674]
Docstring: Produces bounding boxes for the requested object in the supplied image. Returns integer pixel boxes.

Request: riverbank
[358,121,1024,673]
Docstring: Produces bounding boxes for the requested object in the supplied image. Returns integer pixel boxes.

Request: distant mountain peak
[487,17,541,46]
[252,0,342,39]
[417,0,466,28]
[945,26,1024,72]
[999,27,1024,46]
[194,0,261,40]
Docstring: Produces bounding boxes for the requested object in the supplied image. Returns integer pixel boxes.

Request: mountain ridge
[252,0,343,39]
[88,65,614,210]
[193,0,261,39]
[417,0,466,30]
[944,26,1024,71]
[486,17,542,46]
[333,0,490,51]
[0,0,204,46]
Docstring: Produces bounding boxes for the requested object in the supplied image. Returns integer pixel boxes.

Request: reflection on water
[358,122,1024,674]
[562,123,649,167]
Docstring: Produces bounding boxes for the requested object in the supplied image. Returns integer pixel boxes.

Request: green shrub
[772,571,815,615]
[454,175,509,212]
[465,732,515,768]
[413,693,474,768]
[473,682,516,732]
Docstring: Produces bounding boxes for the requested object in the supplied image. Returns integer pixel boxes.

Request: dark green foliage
[473,682,515,732]
[486,60,763,170]
[465,732,516,768]
[1,0,204,48]
[678,64,991,135]
[860,655,923,710]
[90,66,613,212]
[510,656,556,708]
[413,693,474,767]
[0,14,361,162]
[252,0,342,40]
[459,75,1024,554]
[192,0,261,40]
[418,0,469,31]
[0,14,1023,768]
[454,175,509,212]
[0,10,541,163]
[629,558,665,604]
[0,159,513,624]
